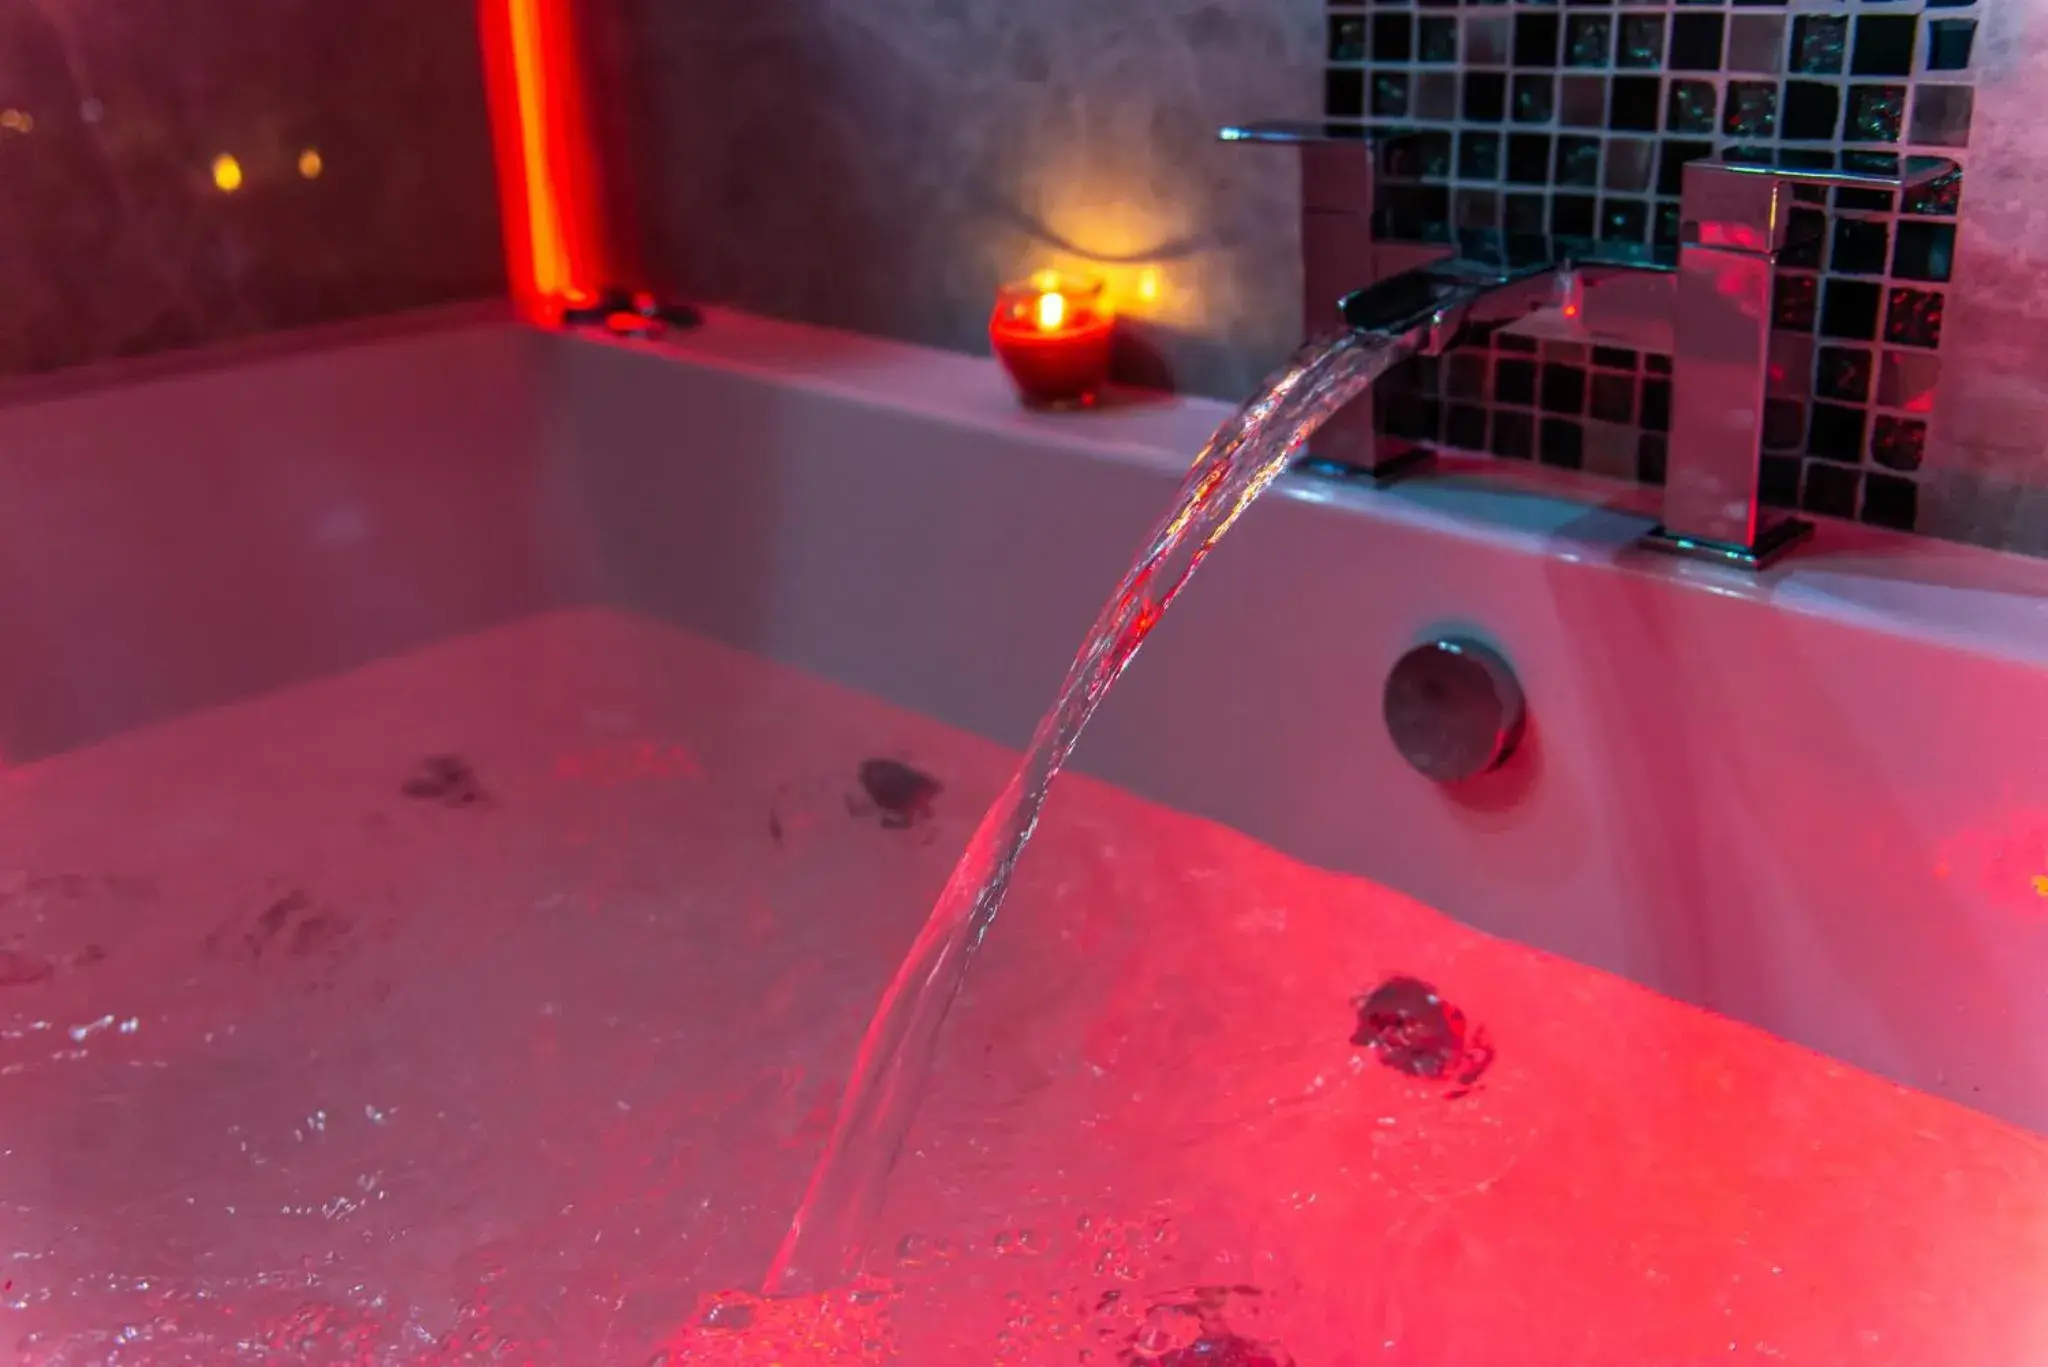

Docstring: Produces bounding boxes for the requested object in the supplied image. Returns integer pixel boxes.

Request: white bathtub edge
[569,306,2048,676]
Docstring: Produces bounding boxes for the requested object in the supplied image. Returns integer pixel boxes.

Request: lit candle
[989,270,1115,408]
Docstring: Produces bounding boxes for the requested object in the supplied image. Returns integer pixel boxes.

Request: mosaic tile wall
[1326,0,1978,533]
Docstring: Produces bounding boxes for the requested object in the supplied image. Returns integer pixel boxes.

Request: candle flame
[1035,290,1068,332]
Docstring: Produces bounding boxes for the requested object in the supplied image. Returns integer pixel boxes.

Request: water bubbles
[66,1015,116,1043]
[891,1232,957,1268]
[661,1280,901,1365]
[990,1225,1043,1259]
[696,1296,756,1332]
[1132,1302,1204,1357]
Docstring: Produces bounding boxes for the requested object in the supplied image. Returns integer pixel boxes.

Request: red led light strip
[479,0,606,317]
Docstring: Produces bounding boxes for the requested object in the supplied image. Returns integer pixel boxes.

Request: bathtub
[2,306,2045,1363]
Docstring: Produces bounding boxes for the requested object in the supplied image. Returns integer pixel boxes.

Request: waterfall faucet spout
[1338,260,1577,357]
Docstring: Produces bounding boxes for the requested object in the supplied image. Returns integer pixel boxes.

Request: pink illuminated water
[1,611,2046,1364]
[9,303,2048,1367]
[765,332,1415,1294]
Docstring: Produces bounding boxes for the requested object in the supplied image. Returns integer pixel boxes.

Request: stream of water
[764,330,1416,1295]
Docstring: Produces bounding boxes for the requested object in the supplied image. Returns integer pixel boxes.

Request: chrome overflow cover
[1382,637,1526,783]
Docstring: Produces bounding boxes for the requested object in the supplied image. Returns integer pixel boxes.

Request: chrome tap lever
[1642,151,1960,569]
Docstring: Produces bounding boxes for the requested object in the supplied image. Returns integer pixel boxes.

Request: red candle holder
[989,271,1115,408]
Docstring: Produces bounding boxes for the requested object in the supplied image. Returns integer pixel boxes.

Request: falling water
[765,329,1417,1294]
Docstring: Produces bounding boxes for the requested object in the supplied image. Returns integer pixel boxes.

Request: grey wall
[1932,1,2048,553]
[586,0,1325,403]
[0,0,504,380]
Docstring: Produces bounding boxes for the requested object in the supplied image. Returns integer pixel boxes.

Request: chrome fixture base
[1296,448,1435,488]
[1637,516,1814,571]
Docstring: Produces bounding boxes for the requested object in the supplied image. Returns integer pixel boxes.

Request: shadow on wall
[582,0,1323,401]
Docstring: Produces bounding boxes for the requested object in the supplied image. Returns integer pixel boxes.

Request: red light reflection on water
[552,739,704,787]
[760,780,2048,1365]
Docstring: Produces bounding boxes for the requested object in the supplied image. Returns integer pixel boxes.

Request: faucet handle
[1647,148,1964,568]
[1692,149,1959,193]
[1682,151,1960,254]
[1218,120,1420,146]
[1219,121,1423,215]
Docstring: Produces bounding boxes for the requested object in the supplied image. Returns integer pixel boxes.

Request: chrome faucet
[1222,123,1959,569]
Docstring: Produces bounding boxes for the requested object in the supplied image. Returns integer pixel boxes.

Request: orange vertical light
[479,0,606,317]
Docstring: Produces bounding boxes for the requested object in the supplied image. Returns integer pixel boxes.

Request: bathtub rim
[8,298,2044,678]
[582,304,2048,678]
